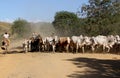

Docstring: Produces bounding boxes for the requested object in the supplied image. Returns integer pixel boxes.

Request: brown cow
[58,37,70,52]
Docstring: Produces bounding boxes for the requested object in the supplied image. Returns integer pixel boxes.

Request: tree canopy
[52,11,79,36]
[11,18,31,37]
[80,0,120,35]
[53,0,120,36]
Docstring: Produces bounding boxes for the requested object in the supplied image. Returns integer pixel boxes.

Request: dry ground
[0,40,120,78]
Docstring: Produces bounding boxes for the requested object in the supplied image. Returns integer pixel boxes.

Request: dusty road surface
[0,40,120,78]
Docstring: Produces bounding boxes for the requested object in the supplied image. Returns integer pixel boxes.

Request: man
[2,32,10,46]
[1,32,10,50]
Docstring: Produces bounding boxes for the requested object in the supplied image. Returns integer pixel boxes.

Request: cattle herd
[22,34,120,54]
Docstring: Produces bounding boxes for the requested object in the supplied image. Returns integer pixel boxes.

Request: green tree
[52,11,79,36]
[11,18,30,37]
[80,0,120,36]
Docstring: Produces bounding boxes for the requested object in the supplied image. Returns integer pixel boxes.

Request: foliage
[52,11,79,36]
[11,18,31,37]
[80,0,120,36]
[53,0,120,36]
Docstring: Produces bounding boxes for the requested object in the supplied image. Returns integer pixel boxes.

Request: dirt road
[0,40,120,78]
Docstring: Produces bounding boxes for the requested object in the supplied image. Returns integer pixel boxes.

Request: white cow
[44,36,58,52]
[83,36,95,52]
[70,35,86,53]
[91,35,116,52]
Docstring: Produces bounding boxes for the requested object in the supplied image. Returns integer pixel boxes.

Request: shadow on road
[0,46,24,54]
[0,50,24,54]
[66,57,120,78]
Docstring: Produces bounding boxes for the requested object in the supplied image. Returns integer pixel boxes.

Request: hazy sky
[0,0,88,22]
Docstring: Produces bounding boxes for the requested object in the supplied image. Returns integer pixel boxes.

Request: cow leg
[106,46,110,52]
[31,43,33,52]
[76,44,79,53]
[66,44,69,52]
[103,45,106,52]
[47,45,49,52]
[44,45,47,51]
[103,45,110,53]
[39,43,42,52]
[71,46,74,53]
[41,44,44,52]
[52,45,55,53]
[91,45,95,53]
[25,45,28,53]
[32,42,35,52]
[28,43,31,52]
[82,46,85,53]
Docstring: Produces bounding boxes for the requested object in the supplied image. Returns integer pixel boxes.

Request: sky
[0,0,88,23]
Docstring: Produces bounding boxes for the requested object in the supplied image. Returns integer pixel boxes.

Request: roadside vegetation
[52,0,120,36]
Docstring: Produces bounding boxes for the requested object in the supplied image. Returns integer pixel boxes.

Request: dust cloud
[28,22,58,38]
